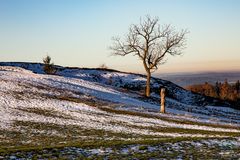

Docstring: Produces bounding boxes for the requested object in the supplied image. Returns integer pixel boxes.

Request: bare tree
[110,16,188,97]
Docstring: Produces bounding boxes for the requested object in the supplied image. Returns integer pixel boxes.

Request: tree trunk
[145,70,151,97]
[160,88,166,113]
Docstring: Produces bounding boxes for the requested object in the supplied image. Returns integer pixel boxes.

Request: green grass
[0,120,163,154]
[0,134,228,155]
[1,136,238,159]
[0,113,239,158]
[2,119,237,155]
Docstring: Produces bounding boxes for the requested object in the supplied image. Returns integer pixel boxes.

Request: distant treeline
[186,80,240,108]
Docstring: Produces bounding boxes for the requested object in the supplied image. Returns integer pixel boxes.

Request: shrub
[99,63,108,69]
[43,55,57,74]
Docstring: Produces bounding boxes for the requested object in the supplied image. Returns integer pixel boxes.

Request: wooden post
[160,88,166,113]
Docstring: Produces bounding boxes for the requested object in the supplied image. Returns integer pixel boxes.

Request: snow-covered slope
[0,63,240,149]
[0,62,230,107]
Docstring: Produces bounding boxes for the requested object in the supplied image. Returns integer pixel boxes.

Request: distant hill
[156,71,240,87]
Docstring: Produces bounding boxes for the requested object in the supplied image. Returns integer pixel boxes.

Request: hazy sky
[0,0,240,74]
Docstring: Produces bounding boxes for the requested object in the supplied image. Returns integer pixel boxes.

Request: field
[0,64,240,159]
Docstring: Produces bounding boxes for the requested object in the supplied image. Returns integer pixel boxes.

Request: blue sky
[0,0,240,73]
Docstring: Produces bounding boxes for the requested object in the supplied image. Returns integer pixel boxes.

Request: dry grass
[99,107,240,130]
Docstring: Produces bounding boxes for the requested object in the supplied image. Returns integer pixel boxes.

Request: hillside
[0,62,232,108]
[0,62,240,159]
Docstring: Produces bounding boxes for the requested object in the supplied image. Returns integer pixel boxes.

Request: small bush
[99,63,108,69]
[43,55,57,74]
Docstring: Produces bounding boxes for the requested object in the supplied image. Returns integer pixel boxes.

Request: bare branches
[110,15,188,73]
[110,15,188,97]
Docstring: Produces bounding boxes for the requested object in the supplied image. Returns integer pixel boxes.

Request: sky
[0,0,240,74]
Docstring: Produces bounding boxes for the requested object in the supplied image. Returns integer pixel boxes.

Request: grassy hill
[0,63,240,159]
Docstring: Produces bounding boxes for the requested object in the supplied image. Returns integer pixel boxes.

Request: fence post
[160,88,166,113]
